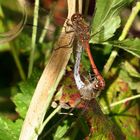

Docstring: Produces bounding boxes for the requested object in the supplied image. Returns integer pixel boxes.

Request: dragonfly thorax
[71,13,90,41]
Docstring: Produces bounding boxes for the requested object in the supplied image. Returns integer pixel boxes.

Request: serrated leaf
[0,117,23,140]
[113,104,140,140]
[90,0,132,43]
[12,93,32,118]
[14,33,31,53]
[12,69,41,118]
[100,66,140,139]
[20,69,41,94]
[111,38,140,58]
[90,16,121,43]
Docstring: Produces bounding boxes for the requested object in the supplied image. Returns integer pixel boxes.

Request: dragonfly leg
[66,19,73,28]
[63,19,75,33]
[54,35,75,50]
[54,39,74,50]
[63,25,74,33]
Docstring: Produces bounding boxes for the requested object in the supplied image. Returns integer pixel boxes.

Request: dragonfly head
[71,13,83,23]
[92,77,105,91]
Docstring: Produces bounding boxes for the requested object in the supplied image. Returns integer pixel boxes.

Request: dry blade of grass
[19,0,76,140]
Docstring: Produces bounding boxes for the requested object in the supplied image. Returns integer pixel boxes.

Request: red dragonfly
[41,13,107,139]
[0,2,109,139]
[67,13,105,99]
[0,1,105,98]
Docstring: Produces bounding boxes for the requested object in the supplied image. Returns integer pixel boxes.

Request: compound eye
[94,84,99,89]
[71,14,78,21]
[78,14,83,21]
[71,13,83,22]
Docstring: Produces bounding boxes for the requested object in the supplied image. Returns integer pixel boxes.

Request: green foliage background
[0,0,140,140]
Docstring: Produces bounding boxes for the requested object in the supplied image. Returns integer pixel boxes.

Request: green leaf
[118,67,140,93]
[12,93,32,118]
[12,69,41,118]
[81,52,91,72]
[129,81,140,93]
[0,117,23,140]
[0,7,11,52]
[111,38,140,58]
[122,61,140,78]
[53,120,70,140]
[90,0,132,43]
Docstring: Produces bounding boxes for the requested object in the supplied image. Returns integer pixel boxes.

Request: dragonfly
[66,13,105,99]
[0,1,105,91]
[74,42,101,100]
[45,13,106,107]
[48,12,107,139]
[0,2,107,139]
[39,13,106,139]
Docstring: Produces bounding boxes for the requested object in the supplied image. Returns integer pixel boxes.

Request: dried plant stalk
[19,0,76,140]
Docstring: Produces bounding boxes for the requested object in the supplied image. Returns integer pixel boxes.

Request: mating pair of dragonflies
[0,2,107,138]
[0,2,105,100]
[26,3,105,99]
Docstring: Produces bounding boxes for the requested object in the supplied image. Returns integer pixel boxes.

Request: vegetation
[0,0,140,139]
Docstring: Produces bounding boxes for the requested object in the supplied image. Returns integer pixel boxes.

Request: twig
[103,94,140,110]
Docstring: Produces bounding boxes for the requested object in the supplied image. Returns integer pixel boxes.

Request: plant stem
[103,2,140,76]
[103,94,140,110]
[11,45,26,80]
[28,0,39,78]
[38,105,62,135]
[39,15,50,43]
